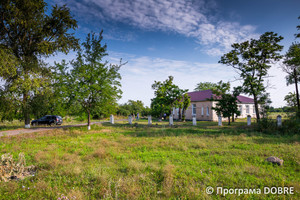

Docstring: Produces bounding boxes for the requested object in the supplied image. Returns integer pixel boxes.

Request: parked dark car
[31,115,63,126]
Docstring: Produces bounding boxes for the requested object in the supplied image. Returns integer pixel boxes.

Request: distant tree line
[117,100,151,117]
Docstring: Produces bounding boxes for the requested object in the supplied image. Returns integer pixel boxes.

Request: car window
[40,116,47,120]
[46,116,52,120]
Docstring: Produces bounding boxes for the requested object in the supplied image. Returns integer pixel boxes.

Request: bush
[257,118,277,134]
[257,116,300,135]
[74,113,87,121]
[280,117,300,135]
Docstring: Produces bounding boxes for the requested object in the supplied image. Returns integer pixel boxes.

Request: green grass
[0,120,299,199]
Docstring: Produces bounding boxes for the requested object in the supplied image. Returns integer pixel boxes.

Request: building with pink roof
[173,90,256,121]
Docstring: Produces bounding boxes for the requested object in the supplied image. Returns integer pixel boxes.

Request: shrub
[257,116,300,135]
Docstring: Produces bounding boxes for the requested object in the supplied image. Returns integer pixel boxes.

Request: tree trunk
[228,116,231,125]
[87,109,91,130]
[294,68,300,114]
[159,113,163,121]
[253,94,260,121]
[178,107,182,121]
[23,93,31,128]
[182,108,186,122]
[232,113,235,122]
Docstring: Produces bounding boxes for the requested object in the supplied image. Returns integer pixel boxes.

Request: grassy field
[0,119,299,199]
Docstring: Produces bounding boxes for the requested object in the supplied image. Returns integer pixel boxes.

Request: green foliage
[268,107,295,113]
[0,0,79,125]
[151,76,188,118]
[141,106,151,117]
[257,116,300,135]
[284,92,298,108]
[182,93,191,121]
[219,32,283,121]
[282,43,300,113]
[257,93,272,119]
[117,106,131,117]
[68,31,124,127]
[117,100,147,116]
[211,81,241,125]
[194,82,218,91]
[0,90,21,121]
[23,61,73,119]
[0,46,18,78]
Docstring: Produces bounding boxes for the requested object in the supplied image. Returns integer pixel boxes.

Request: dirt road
[0,121,114,137]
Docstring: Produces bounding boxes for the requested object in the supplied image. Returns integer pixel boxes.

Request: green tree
[141,106,151,117]
[219,32,283,121]
[117,100,145,117]
[69,31,124,130]
[194,82,218,91]
[151,76,188,119]
[0,89,21,121]
[211,81,241,125]
[117,104,131,116]
[284,92,299,109]
[282,43,300,114]
[150,97,168,119]
[256,93,272,119]
[0,0,78,127]
[27,60,72,119]
[50,60,74,117]
[181,93,191,121]
[0,46,18,78]
[127,100,145,115]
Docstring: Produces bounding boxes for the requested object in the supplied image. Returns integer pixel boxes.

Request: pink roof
[236,96,254,104]
[187,90,254,103]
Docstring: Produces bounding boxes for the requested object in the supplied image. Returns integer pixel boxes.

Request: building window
[246,105,249,114]
[253,106,256,113]
[192,104,196,115]
[206,107,209,116]
[239,105,243,114]
[201,106,204,116]
[176,108,179,116]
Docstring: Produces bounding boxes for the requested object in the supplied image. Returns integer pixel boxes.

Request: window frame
[192,104,196,115]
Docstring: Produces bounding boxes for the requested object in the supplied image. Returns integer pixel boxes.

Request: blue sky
[46,0,300,107]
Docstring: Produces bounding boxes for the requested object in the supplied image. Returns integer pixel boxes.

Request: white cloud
[108,52,238,106]
[46,51,293,108]
[107,52,293,107]
[54,0,259,56]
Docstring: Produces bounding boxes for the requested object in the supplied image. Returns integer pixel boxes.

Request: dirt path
[0,120,125,137]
